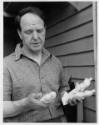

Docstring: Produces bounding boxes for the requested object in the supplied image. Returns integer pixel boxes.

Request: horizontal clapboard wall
[45,2,96,122]
[46,5,93,39]
[83,108,96,122]
[46,3,77,28]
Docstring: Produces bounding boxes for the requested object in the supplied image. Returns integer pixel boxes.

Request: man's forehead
[20,13,44,28]
[22,24,44,31]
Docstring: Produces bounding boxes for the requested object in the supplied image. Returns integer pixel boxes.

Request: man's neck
[22,46,42,65]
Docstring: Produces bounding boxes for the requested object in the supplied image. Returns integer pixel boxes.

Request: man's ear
[17,30,22,40]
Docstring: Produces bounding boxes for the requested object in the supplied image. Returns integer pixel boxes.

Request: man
[3,7,85,122]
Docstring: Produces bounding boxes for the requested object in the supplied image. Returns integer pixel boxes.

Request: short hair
[15,6,45,31]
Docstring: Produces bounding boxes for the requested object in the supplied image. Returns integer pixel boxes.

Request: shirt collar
[15,43,51,62]
[15,44,23,61]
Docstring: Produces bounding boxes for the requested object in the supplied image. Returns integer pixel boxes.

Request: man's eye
[37,29,44,33]
[25,30,33,34]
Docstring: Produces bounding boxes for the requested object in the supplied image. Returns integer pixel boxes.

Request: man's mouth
[31,42,41,46]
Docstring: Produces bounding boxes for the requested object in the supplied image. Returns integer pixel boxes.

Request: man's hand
[40,91,56,104]
[62,91,84,105]
[68,95,84,105]
[68,89,95,105]
[3,92,51,118]
[26,93,49,110]
[62,78,95,106]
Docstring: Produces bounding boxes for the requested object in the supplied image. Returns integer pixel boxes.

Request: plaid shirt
[3,44,69,122]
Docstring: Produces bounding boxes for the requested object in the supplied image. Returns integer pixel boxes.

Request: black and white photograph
[2,0,97,123]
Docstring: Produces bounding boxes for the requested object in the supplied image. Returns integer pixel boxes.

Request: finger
[72,96,84,103]
[36,93,43,98]
[75,82,80,88]
[40,101,50,108]
[76,98,83,103]
[33,93,43,99]
[84,89,96,97]
[89,77,93,81]
[41,98,55,104]
[68,99,76,106]
[34,99,48,108]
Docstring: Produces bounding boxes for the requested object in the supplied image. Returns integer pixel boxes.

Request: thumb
[34,93,42,99]
[89,77,93,81]
[75,82,80,89]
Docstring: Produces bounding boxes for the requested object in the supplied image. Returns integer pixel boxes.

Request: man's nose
[32,31,38,40]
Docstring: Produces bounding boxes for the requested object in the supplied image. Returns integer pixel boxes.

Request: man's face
[18,13,46,53]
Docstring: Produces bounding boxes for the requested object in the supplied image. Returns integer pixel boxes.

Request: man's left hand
[68,96,84,105]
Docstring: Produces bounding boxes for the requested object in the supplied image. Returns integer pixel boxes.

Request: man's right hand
[26,93,49,110]
[3,93,53,118]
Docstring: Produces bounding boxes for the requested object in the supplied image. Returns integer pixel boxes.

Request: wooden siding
[84,95,96,111]
[45,2,96,122]
[46,5,93,38]
[45,22,93,47]
[47,3,77,28]
[47,36,94,56]
[70,2,92,11]
[64,67,95,80]
[83,108,96,122]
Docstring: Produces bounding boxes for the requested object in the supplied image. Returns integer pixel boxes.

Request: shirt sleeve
[59,62,70,96]
[3,62,12,101]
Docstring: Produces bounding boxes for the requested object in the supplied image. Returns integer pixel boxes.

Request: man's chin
[30,47,42,53]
